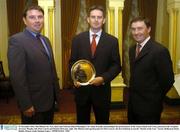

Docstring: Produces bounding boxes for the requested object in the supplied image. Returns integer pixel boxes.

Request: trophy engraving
[74,65,87,83]
[71,60,96,86]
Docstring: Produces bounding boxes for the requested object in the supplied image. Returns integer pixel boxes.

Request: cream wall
[0,0,9,75]
[155,0,169,48]
[107,0,126,102]
[156,0,180,98]
[167,0,180,74]
[39,0,62,88]
[167,0,180,98]
[54,0,62,88]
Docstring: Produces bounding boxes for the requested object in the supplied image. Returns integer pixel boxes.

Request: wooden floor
[0,89,180,124]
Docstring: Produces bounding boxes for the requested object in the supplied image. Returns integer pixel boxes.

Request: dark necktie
[91,34,97,57]
[36,34,51,59]
[135,44,141,58]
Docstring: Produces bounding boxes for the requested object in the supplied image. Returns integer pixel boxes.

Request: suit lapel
[131,45,136,60]
[84,31,92,58]
[24,30,50,59]
[93,31,105,58]
[41,37,53,58]
[135,39,152,61]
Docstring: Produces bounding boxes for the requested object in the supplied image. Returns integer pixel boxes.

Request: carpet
[0,110,180,124]
[0,111,127,124]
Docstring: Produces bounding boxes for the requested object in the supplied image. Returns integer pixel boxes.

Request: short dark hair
[130,16,151,28]
[23,4,44,18]
[87,5,105,17]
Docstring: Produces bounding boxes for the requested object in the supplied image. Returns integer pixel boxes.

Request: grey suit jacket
[8,29,60,112]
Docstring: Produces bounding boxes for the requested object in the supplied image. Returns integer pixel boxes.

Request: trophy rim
[71,59,96,86]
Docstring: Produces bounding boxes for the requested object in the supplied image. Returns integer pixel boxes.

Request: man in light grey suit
[8,5,60,124]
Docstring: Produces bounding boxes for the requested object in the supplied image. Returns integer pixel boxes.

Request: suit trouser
[128,104,161,124]
[76,99,110,124]
[21,106,54,124]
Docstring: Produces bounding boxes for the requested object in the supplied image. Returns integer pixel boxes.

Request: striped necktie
[36,34,51,60]
[91,34,97,57]
[135,44,141,58]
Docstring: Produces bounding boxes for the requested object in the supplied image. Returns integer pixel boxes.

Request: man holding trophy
[69,5,121,124]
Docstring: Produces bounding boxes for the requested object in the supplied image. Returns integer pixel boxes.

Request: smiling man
[128,16,174,124]
[8,5,60,124]
[69,5,121,124]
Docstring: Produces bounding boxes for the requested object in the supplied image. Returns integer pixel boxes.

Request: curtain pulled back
[86,0,106,12]
[138,0,157,39]
[61,0,80,88]
[6,0,38,36]
[6,0,26,36]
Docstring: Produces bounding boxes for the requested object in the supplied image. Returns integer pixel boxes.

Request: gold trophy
[71,60,96,86]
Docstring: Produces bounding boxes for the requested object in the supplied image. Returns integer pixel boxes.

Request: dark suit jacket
[8,29,60,112]
[69,31,121,105]
[129,38,174,116]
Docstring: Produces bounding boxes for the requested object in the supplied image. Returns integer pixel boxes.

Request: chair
[0,61,14,103]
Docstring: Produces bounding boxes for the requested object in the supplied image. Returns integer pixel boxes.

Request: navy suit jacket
[129,38,174,115]
[69,31,121,105]
[8,29,60,112]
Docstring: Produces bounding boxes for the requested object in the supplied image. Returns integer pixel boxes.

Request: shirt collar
[137,36,151,48]
[25,28,41,37]
[89,29,102,37]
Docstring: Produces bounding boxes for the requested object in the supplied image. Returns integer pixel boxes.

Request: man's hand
[89,77,104,86]
[74,81,81,88]
[23,106,35,117]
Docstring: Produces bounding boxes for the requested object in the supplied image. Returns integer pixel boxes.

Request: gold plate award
[71,59,96,86]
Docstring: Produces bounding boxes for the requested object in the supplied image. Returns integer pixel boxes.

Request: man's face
[23,9,44,33]
[131,21,151,43]
[87,9,105,31]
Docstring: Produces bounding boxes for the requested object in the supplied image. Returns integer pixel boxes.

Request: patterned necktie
[135,44,141,58]
[36,34,51,60]
[36,34,44,49]
[91,34,97,57]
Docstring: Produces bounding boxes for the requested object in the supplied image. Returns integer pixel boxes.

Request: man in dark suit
[69,5,121,124]
[7,5,60,124]
[128,16,174,124]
